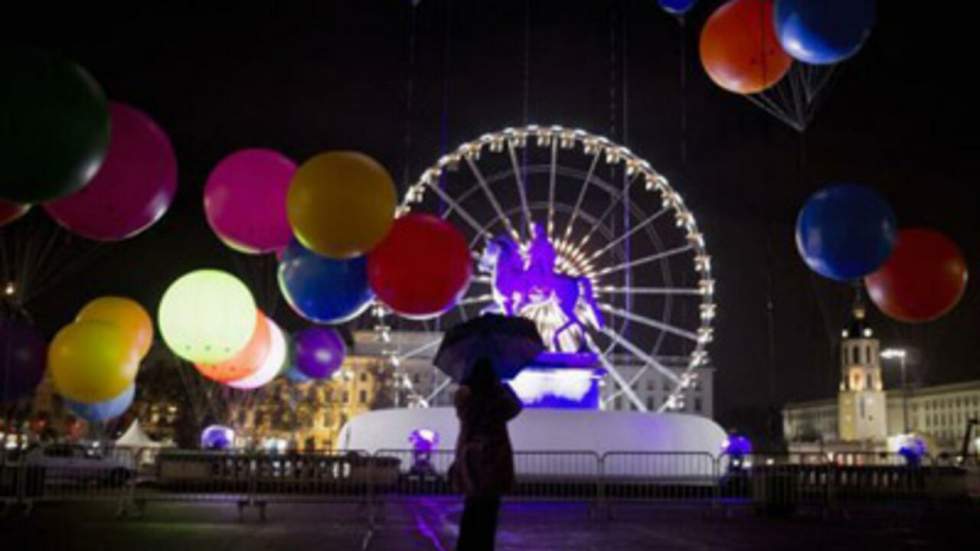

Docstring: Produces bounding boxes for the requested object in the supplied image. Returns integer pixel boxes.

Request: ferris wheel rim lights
[394,125,715,411]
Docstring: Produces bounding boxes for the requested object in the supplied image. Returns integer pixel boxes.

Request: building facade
[783,308,980,455]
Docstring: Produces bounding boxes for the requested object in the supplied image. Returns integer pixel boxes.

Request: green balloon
[0,49,110,202]
[158,269,258,364]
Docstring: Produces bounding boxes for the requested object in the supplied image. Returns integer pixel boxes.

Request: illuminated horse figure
[480,223,604,351]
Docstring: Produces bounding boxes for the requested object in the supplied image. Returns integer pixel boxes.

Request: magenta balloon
[294,327,346,380]
[204,149,296,254]
[44,102,177,241]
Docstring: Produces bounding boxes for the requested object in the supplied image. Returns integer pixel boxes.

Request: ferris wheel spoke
[576,172,639,250]
[426,377,453,403]
[456,294,494,307]
[563,151,602,242]
[393,338,442,363]
[587,206,669,263]
[547,139,558,240]
[464,156,519,240]
[598,327,681,384]
[507,141,534,236]
[583,333,647,412]
[594,286,702,296]
[423,180,491,238]
[592,243,693,278]
[598,303,699,342]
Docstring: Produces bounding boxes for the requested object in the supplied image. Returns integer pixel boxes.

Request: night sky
[3,1,977,426]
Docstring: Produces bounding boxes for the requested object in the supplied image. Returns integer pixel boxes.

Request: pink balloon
[204,149,296,254]
[44,102,177,241]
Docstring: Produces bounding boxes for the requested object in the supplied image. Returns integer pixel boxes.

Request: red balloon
[0,199,30,227]
[368,214,471,318]
[865,229,969,323]
[194,310,271,383]
[700,0,792,94]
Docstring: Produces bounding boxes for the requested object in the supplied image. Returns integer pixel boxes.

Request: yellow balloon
[287,151,396,258]
[49,321,139,404]
[77,296,154,360]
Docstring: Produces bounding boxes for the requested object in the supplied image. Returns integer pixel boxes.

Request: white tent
[115,419,168,449]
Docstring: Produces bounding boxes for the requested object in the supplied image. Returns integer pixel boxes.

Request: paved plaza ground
[2,498,977,550]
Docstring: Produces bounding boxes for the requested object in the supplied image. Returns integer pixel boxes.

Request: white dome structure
[339,408,726,479]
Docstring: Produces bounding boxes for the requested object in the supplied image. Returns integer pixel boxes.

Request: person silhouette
[451,358,523,551]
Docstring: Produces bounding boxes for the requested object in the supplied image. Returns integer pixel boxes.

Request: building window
[614,397,622,410]
[342,391,350,403]
[646,396,655,410]
[694,398,702,412]
[647,380,655,392]
[359,390,367,404]
[360,372,367,382]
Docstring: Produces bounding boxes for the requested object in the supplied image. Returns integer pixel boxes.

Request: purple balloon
[204,149,296,254]
[1,317,47,402]
[44,102,177,241]
[294,327,346,380]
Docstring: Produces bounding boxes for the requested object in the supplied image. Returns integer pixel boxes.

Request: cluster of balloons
[699,0,875,95]
[204,146,472,323]
[155,269,346,390]
[1,49,177,238]
[796,184,968,323]
[158,270,287,389]
[49,297,153,422]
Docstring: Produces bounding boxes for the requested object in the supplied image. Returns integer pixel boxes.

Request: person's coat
[451,383,523,497]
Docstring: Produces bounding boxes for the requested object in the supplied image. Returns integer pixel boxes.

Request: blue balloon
[201,425,234,450]
[658,0,696,15]
[796,184,897,282]
[64,385,134,422]
[775,0,875,65]
[278,239,374,324]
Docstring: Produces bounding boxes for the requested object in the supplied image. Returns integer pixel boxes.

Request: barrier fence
[1,446,973,521]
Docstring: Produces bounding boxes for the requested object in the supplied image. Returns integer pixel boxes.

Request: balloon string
[401,0,419,193]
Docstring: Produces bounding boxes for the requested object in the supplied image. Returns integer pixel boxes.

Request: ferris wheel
[375,125,715,413]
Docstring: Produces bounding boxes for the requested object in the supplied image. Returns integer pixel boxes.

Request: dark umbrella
[434,314,545,382]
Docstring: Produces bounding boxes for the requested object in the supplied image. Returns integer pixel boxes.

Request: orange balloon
[700,0,792,95]
[194,310,271,383]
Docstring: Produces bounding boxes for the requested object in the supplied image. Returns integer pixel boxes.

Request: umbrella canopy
[434,314,544,382]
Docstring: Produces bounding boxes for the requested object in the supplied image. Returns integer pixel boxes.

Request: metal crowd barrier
[1,445,970,521]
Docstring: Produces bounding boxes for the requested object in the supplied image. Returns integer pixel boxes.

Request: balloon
[0,200,30,227]
[158,269,257,364]
[204,149,296,254]
[0,49,110,203]
[49,321,138,404]
[795,184,897,281]
[0,317,47,402]
[278,239,374,324]
[368,213,472,318]
[77,296,154,360]
[44,102,177,241]
[699,0,792,94]
[294,327,346,380]
[195,310,271,383]
[865,229,968,323]
[64,384,134,423]
[775,0,875,65]
[201,425,235,450]
[659,0,696,15]
[286,151,396,259]
[228,319,286,390]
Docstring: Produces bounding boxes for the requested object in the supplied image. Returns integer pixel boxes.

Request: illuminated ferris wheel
[375,125,715,412]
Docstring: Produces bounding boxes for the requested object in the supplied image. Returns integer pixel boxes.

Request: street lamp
[881,348,909,434]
